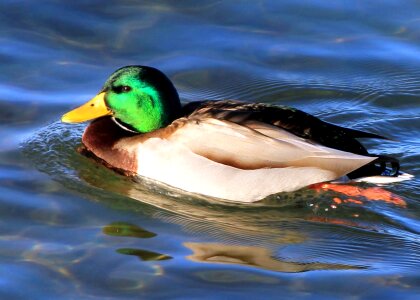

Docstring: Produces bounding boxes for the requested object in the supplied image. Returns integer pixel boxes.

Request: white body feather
[115,118,376,202]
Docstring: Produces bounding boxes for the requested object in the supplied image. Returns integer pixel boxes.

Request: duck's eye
[121,86,131,92]
[113,85,132,93]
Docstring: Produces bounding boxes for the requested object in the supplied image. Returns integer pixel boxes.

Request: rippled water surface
[1,1,420,299]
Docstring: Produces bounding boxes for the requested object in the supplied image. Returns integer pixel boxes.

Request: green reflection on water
[117,248,172,261]
[103,222,157,238]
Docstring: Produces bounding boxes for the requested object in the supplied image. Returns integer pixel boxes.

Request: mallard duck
[61,66,406,202]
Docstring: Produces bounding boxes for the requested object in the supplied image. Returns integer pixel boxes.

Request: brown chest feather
[81,117,138,175]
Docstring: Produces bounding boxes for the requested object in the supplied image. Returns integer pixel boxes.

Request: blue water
[1,1,419,299]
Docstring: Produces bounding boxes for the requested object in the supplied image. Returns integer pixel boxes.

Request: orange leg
[309,183,406,207]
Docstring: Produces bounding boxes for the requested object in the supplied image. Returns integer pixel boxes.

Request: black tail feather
[348,155,400,179]
[335,125,390,140]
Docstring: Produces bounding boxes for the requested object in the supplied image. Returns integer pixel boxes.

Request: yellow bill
[61,92,112,123]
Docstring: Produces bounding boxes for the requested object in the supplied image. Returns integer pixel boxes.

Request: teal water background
[1,1,419,299]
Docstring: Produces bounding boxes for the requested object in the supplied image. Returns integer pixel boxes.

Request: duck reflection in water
[184,242,363,273]
[101,222,362,271]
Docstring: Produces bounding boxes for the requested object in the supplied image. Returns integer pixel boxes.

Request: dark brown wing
[182,100,386,155]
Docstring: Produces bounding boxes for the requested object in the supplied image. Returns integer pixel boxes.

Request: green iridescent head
[61,66,182,133]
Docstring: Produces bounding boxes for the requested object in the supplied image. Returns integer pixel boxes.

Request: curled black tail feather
[374,155,400,176]
[348,155,400,179]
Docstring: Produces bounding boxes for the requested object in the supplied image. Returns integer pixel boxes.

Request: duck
[61,65,405,203]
